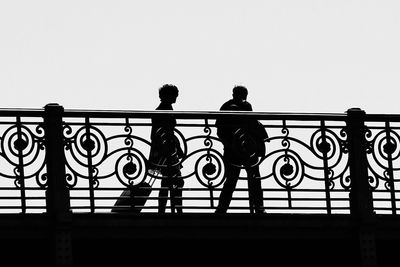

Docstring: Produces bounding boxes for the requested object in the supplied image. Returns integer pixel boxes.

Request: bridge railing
[365,114,400,215]
[0,109,47,213]
[0,104,391,217]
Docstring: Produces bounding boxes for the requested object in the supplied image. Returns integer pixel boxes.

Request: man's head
[159,84,179,104]
[232,85,248,101]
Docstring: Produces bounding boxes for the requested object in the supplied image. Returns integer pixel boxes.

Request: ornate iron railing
[365,114,400,215]
[0,104,395,217]
[61,109,351,214]
[0,109,47,213]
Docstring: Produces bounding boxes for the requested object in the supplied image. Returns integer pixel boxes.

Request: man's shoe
[255,208,267,214]
[215,209,226,214]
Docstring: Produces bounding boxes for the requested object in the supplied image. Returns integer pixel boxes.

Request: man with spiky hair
[148,84,184,213]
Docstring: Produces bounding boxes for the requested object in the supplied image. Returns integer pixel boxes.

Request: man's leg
[170,175,184,214]
[158,178,168,213]
[247,166,265,213]
[216,163,240,213]
[170,186,183,214]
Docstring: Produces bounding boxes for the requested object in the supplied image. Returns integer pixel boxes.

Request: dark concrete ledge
[1,213,399,266]
[0,213,359,239]
[1,213,399,240]
[70,213,358,240]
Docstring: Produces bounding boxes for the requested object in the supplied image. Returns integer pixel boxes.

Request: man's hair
[159,84,179,100]
[232,85,248,100]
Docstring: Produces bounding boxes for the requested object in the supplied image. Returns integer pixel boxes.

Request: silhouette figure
[112,84,184,213]
[215,86,268,214]
[147,84,184,213]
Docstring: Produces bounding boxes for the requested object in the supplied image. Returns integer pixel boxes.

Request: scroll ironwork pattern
[365,120,400,214]
[60,114,350,214]
[0,116,47,213]
[0,122,46,185]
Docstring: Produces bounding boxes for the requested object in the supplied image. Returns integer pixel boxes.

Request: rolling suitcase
[112,179,154,213]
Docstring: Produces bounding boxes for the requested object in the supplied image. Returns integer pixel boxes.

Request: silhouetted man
[148,84,184,213]
[112,84,184,213]
[215,86,268,214]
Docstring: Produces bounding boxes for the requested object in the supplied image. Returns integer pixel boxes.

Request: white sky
[1,0,400,114]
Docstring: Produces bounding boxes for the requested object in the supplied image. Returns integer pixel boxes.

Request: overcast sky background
[1,0,399,114]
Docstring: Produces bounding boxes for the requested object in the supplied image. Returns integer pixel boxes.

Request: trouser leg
[216,163,240,213]
[158,179,168,213]
[170,183,183,213]
[247,167,264,212]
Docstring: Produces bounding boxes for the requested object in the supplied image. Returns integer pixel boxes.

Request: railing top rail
[365,113,400,122]
[2,106,400,122]
[62,109,347,121]
[0,108,44,117]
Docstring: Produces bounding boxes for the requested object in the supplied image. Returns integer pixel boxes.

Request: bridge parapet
[3,104,400,266]
[1,104,395,217]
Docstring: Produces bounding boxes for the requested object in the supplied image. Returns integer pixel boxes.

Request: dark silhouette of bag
[248,120,268,157]
[148,127,183,172]
[231,120,268,164]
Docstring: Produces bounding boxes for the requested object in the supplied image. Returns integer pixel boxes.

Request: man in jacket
[215,86,268,214]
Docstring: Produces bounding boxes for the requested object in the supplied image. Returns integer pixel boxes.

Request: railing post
[43,103,73,267]
[347,108,374,219]
[346,108,377,267]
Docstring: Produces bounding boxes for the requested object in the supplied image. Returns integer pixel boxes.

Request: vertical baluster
[125,117,136,211]
[282,119,293,211]
[209,186,215,209]
[287,188,292,209]
[15,116,26,213]
[204,118,215,210]
[320,120,332,215]
[247,175,255,214]
[84,117,95,213]
[384,120,396,214]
